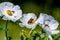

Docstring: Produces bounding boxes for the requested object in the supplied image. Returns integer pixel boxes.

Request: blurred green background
[0,0,60,40]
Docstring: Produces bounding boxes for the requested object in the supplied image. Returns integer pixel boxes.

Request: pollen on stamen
[6,10,14,16]
[28,18,35,24]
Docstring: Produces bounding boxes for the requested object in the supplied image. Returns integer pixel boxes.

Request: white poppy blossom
[19,13,38,30]
[0,2,14,16]
[37,13,59,40]
[0,2,22,22]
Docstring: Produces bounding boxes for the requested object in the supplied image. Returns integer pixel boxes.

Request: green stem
[5,20,8,40]
[29,29,33,35]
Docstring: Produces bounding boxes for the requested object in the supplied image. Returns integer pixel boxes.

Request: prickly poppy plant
[0,1,60,40]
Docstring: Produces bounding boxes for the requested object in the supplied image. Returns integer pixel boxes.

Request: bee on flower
[37,13,60,40]
[0,2,22,22]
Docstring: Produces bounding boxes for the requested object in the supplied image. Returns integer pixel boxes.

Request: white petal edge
[2,16,8,20]
[50,30,59,34]
[19,23,24,27]
[13,5,20,10]
[0,2,14,7]
[37,13,45,24]
[49,20,59,30]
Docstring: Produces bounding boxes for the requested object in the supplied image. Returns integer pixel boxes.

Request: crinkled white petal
[2,16,8,20]
[37,13,45,24]
[13,5,20,10]
[20,14,27,22]
[50,30,59,34]
[48,15,54,21]
[45,15,54,21]
[0,2,14,8]
[49,20,59,30]
[10,10,22,22]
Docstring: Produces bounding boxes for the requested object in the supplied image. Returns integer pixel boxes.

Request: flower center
[6,10,14,16]
[45,24,49,27]
[28,18,35,24]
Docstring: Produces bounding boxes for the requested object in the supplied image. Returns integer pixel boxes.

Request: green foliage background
[0,0,60,40]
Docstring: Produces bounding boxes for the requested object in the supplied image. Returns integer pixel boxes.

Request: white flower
[19,13,38,30]
[0,2,13,16]
[37,13,59,40]
[0,2,22,22]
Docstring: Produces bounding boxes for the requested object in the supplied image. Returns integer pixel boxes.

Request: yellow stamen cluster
[6,10,14,16]
[28,18,35,24]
